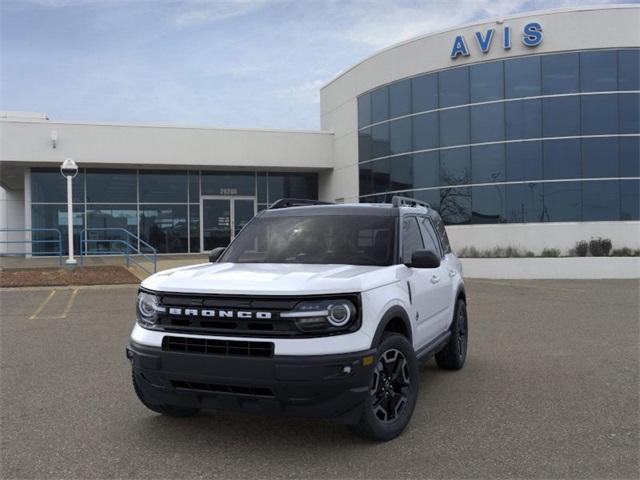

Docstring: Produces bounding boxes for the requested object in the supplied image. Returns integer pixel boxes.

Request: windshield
[220,214,396,266]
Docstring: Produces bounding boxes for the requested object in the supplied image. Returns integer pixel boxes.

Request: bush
[541,248,561,257]
[589,237,612,257]
[611,247,640,257]
[574,241,589,257]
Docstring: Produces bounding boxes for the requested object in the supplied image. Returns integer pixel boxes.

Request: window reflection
[440,187,471,225]
[472,185,505,224]
[139,205,189,253]
[543,182,581,222]
[440,148,470,186]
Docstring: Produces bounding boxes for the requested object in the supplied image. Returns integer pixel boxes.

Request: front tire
[435,298,468,370]
[351,333,419,441]
[132,371,200,417]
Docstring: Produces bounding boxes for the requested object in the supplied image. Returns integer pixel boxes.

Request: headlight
[136,292,165,328]
[281,299,358,333]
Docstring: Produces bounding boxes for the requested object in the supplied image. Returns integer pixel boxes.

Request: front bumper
[127,341,376,424]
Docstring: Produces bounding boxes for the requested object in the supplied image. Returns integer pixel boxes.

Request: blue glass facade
[358,49,640,224]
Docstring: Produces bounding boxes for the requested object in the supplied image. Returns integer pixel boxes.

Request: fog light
[362,355,374,366]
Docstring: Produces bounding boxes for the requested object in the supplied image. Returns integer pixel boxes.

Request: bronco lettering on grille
[167,308,272,320]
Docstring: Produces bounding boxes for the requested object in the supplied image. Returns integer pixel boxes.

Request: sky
[0,0,633,130]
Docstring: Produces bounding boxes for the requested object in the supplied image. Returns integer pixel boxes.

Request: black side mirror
[209,247,226,263]
[407,249,440,269]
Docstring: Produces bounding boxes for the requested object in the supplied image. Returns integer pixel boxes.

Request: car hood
[141,262,401,295]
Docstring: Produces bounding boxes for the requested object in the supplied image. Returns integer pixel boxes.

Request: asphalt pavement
[1,279,638,479]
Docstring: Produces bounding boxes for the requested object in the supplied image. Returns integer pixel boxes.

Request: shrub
[611,247,640,257]
[574,241,589,257]
[589,237,612,257]
[541,248,561,257]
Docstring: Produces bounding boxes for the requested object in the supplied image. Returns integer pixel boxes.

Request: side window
[419,217,442,257]
[402,216,424,262]
[432,215,452,254]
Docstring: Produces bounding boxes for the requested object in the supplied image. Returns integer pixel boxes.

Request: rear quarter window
[432,215,452,254]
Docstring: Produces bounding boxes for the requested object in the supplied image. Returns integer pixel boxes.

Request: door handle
[430,275,440,284]
[448,269,457,277]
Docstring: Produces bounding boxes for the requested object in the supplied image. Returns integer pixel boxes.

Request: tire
[435,298,468,370]
[132,371,200,418]
[351,333,419,442]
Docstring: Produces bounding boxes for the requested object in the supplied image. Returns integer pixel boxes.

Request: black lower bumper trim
[127,341,376,424]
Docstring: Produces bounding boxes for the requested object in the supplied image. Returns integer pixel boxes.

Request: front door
[200,197,255,252]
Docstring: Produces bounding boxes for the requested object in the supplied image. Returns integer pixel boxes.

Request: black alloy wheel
[371,348,411,423]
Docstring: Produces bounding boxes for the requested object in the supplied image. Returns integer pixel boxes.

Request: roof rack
[391,195,430,209]
[269,198,334,209]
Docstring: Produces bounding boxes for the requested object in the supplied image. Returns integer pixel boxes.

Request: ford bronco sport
[128,196,468,441]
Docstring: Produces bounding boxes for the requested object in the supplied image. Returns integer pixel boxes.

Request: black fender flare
[370,305,413,348]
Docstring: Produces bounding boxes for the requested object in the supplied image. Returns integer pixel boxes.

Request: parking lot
[1,279,638,479]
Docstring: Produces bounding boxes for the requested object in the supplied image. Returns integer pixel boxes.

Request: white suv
[127,196,468,441]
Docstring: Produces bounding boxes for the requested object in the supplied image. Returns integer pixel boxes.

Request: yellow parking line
[57,288,79,319]
[29,290,56,319]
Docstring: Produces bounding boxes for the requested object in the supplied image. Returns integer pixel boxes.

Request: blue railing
[79,228,157,274]
[0,228,64,265]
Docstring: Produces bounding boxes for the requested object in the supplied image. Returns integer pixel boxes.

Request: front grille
[162,336,274,357]
[171,380,274,398]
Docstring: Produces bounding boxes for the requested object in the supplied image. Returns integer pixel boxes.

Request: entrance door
[200,197,256,252]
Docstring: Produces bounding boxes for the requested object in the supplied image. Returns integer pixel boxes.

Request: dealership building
[1,5,638,256]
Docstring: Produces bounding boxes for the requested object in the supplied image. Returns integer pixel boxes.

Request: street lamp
[60,158,78,265]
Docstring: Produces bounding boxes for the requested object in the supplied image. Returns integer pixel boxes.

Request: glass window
[86,169,136,203]
[582,180,619,221]
[620,137,640,177]
[440,187,471,225]
[31,204,84,255]
[505,98,542,140]
[506,141,543,182]
[430,213,451,253]
[580,50,617,92]
[439,67,469,108]
[358,93,372,128]
[506,183,543,223]
[412,112,439,151]
[201,171,254,196]
[412,74,438,113]
[371,87,389,123]
[359,163,373,196]
[359,128,373,162]
[470,103,504,143]
[542,96,580,137]
[472,185,505,224]
[389,117,412,155]
[582,137,619,178]
[439,107,469,147]
[389,79,411,118]
[505,56,541,98]
[372,158,390,193]
[412,152,440,189]
[440,148,470,186]
[31,168,85,203]
[470,61,504,102]
[189,204,200,252]
[189,171,200,203]
[619,93,640,134]
[581,94,618,135]
[390,155,413,192]
[139,170,187,203]
[619,49,640,91]
[543,182,581,222]
[414,189,441,213]
[86,204,138,254]
[418,217,441,254]
[267,173,317,202]
[256,172,267,203]
[543,139,581,180]
[139,205,189,253]
[472,144,505,184]
[542,53,579,95]
[620,180,640,220]
[402,216,424,262]
[371,123,390,159]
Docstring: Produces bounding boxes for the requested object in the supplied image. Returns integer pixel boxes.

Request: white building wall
[0,186,25,254]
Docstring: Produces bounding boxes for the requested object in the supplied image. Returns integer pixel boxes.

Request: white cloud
[171,0,282,27]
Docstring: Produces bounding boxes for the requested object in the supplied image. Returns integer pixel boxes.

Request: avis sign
[450,22,543,59]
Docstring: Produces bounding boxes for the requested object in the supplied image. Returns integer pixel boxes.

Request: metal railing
[79,228,157,274]
[0,228,64,265]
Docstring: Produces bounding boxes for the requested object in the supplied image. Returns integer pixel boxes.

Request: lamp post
[60,158,78,265]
